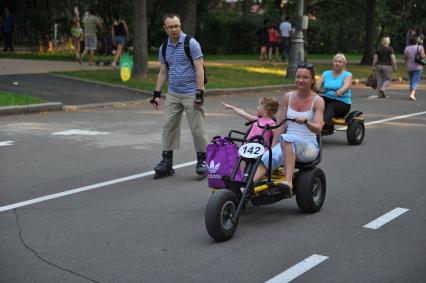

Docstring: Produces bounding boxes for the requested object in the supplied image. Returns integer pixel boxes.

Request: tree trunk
[132,0,148,79]
[360,0,376,65]
[181,0,197,36]
[242,0,250,17]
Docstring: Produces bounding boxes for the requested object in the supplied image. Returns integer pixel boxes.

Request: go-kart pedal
[275,181,293,197]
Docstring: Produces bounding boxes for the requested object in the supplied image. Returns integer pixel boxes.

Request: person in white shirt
[279,16,292,62]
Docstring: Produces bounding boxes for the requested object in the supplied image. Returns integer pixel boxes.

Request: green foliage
[198,13,263,54]
[9,0,426,55]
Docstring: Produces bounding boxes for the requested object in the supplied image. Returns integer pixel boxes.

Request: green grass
[59,65,295,90]
[0,51,365,62]
[58,62,409,92]
[59,69,159,90]
[0,91,46,106]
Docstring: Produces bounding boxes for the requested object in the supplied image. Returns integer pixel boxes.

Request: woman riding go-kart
[317,53,365,145]
[205,64,326,242]
[318,88,365,145]
[204,118,326,242]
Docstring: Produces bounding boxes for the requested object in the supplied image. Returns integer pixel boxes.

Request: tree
[360,0,376,65]
[132,0,148,79]
[181,0,197,36]
[242,0,250,17]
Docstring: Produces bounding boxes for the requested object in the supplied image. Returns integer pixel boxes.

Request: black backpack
[161,35,208,84]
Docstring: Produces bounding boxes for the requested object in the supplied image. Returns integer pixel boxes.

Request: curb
[64,100,148,111]
[0,102,63,116]
[206,84,294,95]
[61,85,296,111]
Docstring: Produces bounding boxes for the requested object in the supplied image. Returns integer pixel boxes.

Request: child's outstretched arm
[221,101,257,121]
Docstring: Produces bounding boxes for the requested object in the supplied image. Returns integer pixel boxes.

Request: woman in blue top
[317,53,352,133]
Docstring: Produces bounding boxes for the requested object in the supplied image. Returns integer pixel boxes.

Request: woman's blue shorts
[261,134,319,170]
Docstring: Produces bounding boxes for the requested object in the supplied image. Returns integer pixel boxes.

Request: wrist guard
[150,90,161,105]
[194,89,204,104]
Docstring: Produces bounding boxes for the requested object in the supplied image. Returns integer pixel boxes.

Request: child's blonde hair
[260,97,279,116]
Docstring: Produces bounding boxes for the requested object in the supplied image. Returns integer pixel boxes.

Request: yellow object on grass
[120,52,134,82]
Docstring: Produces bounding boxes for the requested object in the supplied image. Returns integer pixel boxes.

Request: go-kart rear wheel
[346,120,365,145]
[294,167,326,213]
[205,189,239,242]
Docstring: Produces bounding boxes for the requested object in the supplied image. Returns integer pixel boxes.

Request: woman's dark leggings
[323,96,351,128]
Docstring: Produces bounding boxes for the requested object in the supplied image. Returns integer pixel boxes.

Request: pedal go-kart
[319,89,366,145]
[322,111,365,145]
[205,119,326,242]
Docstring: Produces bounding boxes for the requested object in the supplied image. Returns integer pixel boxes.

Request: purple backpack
[206,136,242,189]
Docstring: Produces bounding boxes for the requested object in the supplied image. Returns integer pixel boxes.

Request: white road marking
[0,112,425,212]
[364,111,426,126]
[336,110,426,131]
[363,207,409,229]
[265,254,329,283]
[0,140,15,146]
[51,129,110,136]
[0,161,197,212]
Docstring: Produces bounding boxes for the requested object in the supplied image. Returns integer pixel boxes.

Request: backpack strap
[161,39,169,69]
[184,35,194,67]
[162,36,193,69]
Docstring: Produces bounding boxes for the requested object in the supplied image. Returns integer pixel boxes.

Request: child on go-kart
[221,97,279,146]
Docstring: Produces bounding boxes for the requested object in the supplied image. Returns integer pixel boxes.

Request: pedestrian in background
[111,14,129,68]
[279,16,292,63]
[70,6,83,60]
[403,35,425,101]
[79,7,102,65]
[2,7,14,52]
[257,19,269,61]
[150,13,209,179]
[268,23,280,62]
[372,37,397,98]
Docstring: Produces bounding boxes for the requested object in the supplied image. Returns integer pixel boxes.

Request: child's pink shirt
[247,117,276,146]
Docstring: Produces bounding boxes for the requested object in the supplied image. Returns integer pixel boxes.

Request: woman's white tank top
[286,92,318,143]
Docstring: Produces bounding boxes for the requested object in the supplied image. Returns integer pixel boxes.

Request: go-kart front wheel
[205,189,239,242]
[347,120,365,145]
[294,167,326,213]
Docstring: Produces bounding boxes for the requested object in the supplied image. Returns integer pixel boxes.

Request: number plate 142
[238,143,265,159]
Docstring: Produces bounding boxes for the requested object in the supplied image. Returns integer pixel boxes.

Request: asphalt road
[1,86,425,283]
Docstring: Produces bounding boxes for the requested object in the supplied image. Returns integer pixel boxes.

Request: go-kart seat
[332,111,364,126]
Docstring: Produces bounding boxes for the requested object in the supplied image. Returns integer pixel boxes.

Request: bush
[198,13,263,54]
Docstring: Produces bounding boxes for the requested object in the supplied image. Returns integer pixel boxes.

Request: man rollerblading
[150,13,209,180]
[154,151,174,179]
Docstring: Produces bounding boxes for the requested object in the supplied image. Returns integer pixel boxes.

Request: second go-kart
[204,119,326,242]
[322,111,365,145]
[319,89,366,145]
